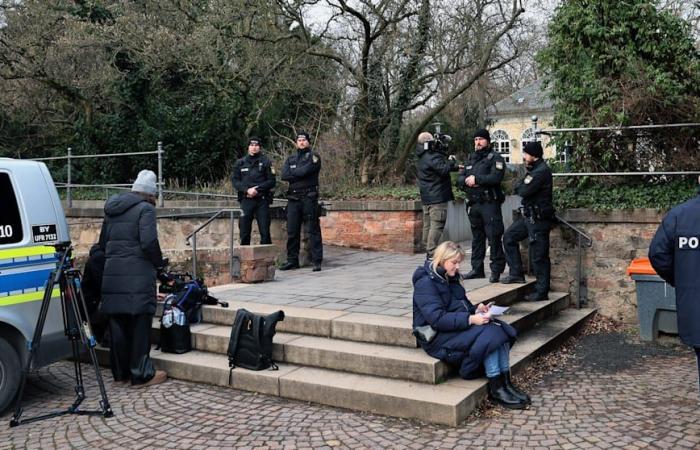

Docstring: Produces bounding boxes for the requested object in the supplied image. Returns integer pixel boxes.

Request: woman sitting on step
[412,241,531,409]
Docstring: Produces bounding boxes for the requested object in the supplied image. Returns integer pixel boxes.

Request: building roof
[486,79,553,118]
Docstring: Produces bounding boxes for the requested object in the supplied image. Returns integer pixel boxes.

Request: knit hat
[297,131,310,141]
[131,170,158,196]
[248,137,261,146]
[523,141,543,158]
[473,128,491,142]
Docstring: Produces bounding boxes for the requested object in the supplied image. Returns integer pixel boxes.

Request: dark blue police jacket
[412,260,516,379]
[649,190,700,348]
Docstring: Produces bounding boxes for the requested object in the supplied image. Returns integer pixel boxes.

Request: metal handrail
[552,171,700,177]
[184,209,242,278]
[28,143,165,207]
[555,214,593,309]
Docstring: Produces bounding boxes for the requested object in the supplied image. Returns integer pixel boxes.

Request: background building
[485,79,562,164]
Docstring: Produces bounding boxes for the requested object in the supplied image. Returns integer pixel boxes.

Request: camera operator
[502,142,554,301]
[98,169,168,387]
[458,129,506,282]
[416,131,458,259]
[232,137,277,245]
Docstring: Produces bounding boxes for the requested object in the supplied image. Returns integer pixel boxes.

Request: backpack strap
[227,308,249,384]
[227,309,249,366]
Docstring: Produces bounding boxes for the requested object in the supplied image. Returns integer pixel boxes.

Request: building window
[491,129,510,163]
[521,127,541,148]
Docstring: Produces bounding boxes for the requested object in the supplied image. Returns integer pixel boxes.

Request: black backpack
[227,309,284,376]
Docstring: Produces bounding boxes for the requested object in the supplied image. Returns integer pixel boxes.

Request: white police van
[0,158,72,412]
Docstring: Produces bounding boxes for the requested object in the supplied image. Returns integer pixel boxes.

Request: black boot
[487,375,526,409]
[501,372,531,405]
[489,272,501,283]
[462,270,485,280]
[279,261,300,271]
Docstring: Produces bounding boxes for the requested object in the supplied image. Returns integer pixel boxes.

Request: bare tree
[273,0,526,182]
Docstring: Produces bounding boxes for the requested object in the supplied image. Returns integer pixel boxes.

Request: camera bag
[227,308,284,376]
[158,294,192,354]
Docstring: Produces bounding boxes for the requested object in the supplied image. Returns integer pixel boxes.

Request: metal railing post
[191,233,197,276]
[157,141,164,207]
[66,147,72,208]
[229,210,235,279]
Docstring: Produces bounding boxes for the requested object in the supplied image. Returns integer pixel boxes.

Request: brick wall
[320,200,423,253]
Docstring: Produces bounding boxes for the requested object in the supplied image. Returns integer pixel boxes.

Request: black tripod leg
[69,273,113,418]
[9,270,59,427]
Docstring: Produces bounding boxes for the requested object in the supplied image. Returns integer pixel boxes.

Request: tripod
[10,242,113,427]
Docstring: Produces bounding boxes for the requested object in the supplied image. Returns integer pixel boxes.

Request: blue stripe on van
[0,268,52,294]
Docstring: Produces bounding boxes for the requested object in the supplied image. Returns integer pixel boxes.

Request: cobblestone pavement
[1,331,697,449]
[210,244,493,317]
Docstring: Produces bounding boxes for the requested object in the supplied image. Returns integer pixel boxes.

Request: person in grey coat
[99,170,167,387]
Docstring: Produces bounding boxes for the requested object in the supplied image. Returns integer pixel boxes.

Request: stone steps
[124,307,595,426]
[152,292,570,384]
[160,280,538,349]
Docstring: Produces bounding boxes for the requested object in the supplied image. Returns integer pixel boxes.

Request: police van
[0,158,72,412]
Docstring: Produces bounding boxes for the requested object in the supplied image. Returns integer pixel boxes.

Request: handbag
[412,324,437,344]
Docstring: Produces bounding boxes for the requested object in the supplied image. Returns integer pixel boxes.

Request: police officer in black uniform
[279,131,323,272]
[649,176,700,389]
[502,141,554,301]
[232,137,276,245]
[458,129,506,282]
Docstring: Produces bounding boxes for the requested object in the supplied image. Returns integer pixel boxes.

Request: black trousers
[286,194,323,264]
[503,216,551,295]
[239,197,271,245]
[467,202,505,274]
[108,314,155,385]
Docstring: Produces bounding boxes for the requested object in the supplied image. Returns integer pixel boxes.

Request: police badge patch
[524,175,533,184]
[496,161,504,170]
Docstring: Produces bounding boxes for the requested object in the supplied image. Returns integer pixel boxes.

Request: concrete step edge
[100,306,595,426]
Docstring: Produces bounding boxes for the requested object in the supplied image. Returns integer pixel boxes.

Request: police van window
[0,173,24,245]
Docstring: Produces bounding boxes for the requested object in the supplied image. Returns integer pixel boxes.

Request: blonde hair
[430,241,466,274]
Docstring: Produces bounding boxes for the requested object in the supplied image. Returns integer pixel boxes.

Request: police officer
[502,141,554,301]
[279,131,323,272]
[649,176,700,389]
[416,131,458,258]
[458,129,506,282]
[232,137,276,245]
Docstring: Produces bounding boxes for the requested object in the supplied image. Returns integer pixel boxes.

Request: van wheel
[0,338,21,413]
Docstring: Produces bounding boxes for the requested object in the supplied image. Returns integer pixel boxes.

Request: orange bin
[626,257,658,276]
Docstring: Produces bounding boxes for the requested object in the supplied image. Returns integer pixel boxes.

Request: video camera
[424,132,452,153]
[157,270,229,308]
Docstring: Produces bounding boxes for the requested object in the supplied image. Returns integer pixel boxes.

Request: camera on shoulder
[425,133,452,153]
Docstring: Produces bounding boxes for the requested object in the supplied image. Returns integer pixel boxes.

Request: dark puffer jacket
[98,192,164,316]
[412,260,516,379]
[415,143,457,205]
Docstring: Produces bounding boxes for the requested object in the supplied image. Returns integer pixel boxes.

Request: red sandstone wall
[320,201,423,253]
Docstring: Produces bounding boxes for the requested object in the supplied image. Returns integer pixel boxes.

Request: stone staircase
[98,282,595,425]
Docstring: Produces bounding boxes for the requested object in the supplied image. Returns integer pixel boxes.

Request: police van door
[0,162,71,413]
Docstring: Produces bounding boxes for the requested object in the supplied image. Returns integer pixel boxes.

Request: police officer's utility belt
[287,186,318,196]
[468,188,500,205]
[519,204,555,221]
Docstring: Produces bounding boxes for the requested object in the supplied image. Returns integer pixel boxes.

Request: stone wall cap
[560,208,665,224]
[325,200,422,211]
